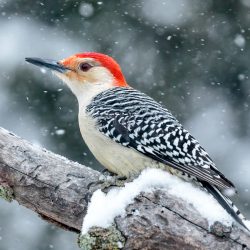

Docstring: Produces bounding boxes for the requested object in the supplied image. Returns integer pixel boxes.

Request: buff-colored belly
[78,114,168,177]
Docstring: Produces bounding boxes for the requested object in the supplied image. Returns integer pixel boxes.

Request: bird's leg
[100,168,116,177]
[99,169,133,191]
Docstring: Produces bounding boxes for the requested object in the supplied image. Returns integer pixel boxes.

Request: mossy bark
[78,226,125,250]
[0,181,13,202]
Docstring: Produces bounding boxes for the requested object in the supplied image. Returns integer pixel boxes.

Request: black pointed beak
[25,57,70,73]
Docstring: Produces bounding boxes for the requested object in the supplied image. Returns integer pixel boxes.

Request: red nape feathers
[75,52,128,87]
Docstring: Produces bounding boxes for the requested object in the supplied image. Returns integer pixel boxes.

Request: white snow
[222,187,236,197]
[238,73,246,81]
[55,129,65,136]
[79,3,94,18]
[81,168,233,235]
[40,68,47,74]
[241,0,250,8]
[245,220,250,230]
[234,34,245,48]
[141,0,193,26]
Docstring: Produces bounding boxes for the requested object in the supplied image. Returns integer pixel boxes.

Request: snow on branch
[0,127,249,249]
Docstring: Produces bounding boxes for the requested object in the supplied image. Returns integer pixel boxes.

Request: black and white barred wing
[87,87,235,191]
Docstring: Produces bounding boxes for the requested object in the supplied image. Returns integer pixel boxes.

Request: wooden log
[0,127,249,249]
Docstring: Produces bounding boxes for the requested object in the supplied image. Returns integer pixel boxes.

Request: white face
[54,57,115,99]
[26,53,127,104]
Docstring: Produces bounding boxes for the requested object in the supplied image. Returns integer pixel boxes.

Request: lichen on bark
[78,225,125,250]
[0,183,13,202]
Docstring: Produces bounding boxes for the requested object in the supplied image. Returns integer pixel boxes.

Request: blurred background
[0,0,250,249]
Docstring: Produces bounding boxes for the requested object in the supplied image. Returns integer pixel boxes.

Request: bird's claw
[99,170,130,192]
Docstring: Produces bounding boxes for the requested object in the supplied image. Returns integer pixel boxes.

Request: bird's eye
[79,63,93,72]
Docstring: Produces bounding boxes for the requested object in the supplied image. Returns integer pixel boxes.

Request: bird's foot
[99,169,129,191]
[210,221,232,237]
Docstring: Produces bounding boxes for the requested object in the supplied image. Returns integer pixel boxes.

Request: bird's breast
[78,111,163,177]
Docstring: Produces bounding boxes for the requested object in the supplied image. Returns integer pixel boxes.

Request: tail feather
[201,181,250,232]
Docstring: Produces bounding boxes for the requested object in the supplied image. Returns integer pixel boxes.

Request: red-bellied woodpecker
[25,52,250,231]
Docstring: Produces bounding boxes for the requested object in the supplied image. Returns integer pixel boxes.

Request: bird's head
[25,52,128,98]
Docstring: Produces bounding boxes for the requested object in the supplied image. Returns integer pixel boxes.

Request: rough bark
[0,127,249,250]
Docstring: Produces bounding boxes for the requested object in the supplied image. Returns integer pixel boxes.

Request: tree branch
[0,127,249,249]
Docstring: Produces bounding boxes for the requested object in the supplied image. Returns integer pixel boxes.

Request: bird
[25,52,250,231]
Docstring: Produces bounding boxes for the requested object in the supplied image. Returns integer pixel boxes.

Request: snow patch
[245,220,250,230]
[81,168,233,235]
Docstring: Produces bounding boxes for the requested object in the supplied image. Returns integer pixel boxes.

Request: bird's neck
[76,82,114,111]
